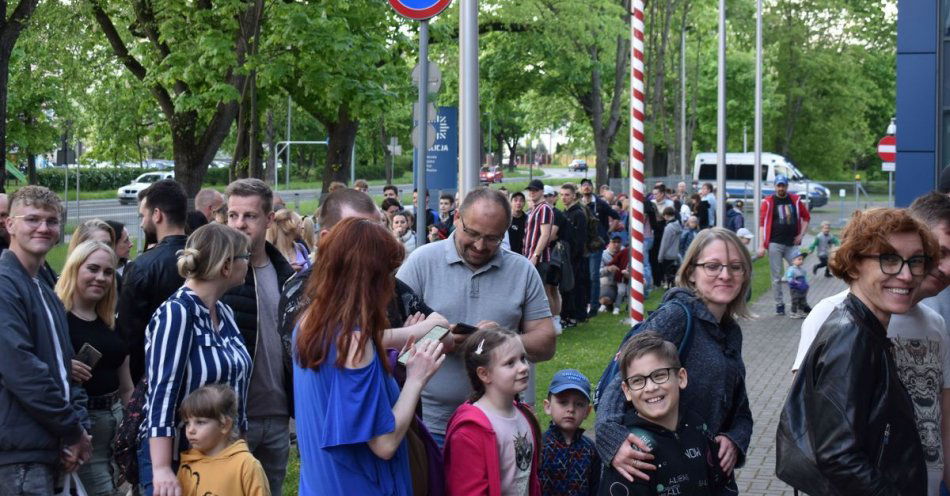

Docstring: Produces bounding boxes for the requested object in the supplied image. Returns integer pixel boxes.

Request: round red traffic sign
[388,0,453,20]
[877,135,896,163]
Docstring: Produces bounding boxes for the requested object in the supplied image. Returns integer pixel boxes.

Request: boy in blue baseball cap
[540,369,601,495]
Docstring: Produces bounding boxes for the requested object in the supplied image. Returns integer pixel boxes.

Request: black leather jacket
[776,293,926,495]
[118,234,187,383]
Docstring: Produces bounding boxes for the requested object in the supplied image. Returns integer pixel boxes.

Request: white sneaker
[598,305,607,313]
[612,307,620,315]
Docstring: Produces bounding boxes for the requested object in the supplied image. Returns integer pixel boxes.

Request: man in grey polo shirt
[397,187,557,444]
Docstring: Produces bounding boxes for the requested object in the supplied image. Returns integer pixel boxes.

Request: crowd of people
[1,170,949,496]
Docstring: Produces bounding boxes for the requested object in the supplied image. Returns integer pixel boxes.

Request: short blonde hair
[676,227,753,319]
[67,219,115,255]
[177,223,249,280]
[10,185,62,215]
[55,241,118,328]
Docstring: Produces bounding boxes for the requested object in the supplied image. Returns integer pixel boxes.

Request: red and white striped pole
[628,0,646,324]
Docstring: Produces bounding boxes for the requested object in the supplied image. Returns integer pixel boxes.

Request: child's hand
[405,337,445,386]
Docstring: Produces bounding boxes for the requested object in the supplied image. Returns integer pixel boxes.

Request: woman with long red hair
[292,217,445,495]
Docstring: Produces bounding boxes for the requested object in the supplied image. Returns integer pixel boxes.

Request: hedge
[25,155,414,192]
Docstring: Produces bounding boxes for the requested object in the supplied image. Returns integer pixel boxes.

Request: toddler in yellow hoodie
[176,384,270,496]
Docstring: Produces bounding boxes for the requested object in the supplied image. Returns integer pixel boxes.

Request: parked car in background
[479,166,504,184]
[692,152,830,208]
[568,159,588,172]
[117,171,175,204]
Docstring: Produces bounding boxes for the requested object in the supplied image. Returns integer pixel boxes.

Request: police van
[692,152,829,208]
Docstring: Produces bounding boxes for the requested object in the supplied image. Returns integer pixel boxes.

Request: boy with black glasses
[598,331,730,496]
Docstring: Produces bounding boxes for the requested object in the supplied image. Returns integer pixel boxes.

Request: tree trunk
[27,153,36,184]
[266,109,276,185]
[506,139,517,170]
[381,123,393,184]
[0,0,40,193]
[320,106,359,193]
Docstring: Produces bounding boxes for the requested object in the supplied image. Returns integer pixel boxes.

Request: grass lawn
[280,252,772,495]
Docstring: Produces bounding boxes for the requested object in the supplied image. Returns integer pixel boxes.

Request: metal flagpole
[680,28,687,179]
[629,0,647,324]
[459,0,480,198]
[715,0,727,228]
[415,20,430,249]
[753,0,763,250]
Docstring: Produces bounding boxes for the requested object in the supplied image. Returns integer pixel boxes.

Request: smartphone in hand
[398,326,450,365]
[75,343,102,369]
[453,323,479,335]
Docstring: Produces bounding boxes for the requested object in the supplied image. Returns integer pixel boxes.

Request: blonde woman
[299,216,317,253]
[596,228,754,492]
[139,223,252,495]
[55,240,133,496]
[67,219,115,255]
[267,208,310,272]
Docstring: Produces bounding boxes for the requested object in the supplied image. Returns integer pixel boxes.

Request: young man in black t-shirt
[508,192,527,256]
[758,174,810,316]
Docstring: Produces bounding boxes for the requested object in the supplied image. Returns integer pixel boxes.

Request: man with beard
[117,179,187,383]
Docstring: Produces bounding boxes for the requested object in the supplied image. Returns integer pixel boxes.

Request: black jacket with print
[598,407,731,496]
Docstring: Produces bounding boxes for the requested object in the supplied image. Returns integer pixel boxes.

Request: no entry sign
[877,135,896,163]
[388,0,453,20]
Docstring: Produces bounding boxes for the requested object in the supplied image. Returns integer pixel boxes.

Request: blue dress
[293,328,412,495]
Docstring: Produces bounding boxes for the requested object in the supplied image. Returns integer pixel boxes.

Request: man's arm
[0,283,85,444]
[530,223,553,265]
[520,317,555,362]
[116,262,153,383]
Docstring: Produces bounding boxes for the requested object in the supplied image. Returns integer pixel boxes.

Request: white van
[692,152,829,208]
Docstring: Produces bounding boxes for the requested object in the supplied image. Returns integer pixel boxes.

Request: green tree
[85,0,261,196]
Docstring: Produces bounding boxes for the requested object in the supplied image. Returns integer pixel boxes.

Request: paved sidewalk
[733,252,847,495]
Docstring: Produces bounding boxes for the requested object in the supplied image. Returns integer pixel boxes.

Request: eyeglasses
[233,253,251,261]
[13,215,60,229]
[862,253,930,276]
[459,217,504,246]
[624,367,679,391]
[693,262,745,277]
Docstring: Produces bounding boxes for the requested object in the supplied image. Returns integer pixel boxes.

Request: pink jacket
[444,402,542,496]
[759,192,810,248]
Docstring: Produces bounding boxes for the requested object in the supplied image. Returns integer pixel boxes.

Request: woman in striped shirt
[138,223,254,496]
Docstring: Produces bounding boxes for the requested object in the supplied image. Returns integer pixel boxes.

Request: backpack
[593,299,694,410]
[584,203,605,253]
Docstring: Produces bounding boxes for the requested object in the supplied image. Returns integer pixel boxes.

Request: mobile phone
[398,325,449,365]
[75,343,102,369]
[453,322,479,335]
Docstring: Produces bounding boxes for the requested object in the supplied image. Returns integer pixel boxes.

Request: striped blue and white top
[140,287,252,440]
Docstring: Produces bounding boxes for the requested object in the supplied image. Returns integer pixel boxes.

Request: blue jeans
[589,249,603,309]
[78,402,123,496]
[430,432,445,450]
[137,439,153,496]
[0,463,54,495]
[138,438,179,496]
[643,237,654,297]
[246,416,291,496]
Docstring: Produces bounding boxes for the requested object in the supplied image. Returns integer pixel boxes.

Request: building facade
[896,0,949,205]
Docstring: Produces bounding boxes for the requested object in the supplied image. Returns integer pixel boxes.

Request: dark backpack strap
[668,299,695,359]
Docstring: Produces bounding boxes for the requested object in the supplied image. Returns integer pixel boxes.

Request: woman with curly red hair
[778,208,938,495]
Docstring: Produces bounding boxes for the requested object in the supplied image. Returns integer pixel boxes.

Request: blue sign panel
[426,106,458,193]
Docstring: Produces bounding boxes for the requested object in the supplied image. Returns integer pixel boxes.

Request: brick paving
[733,247,847,495]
